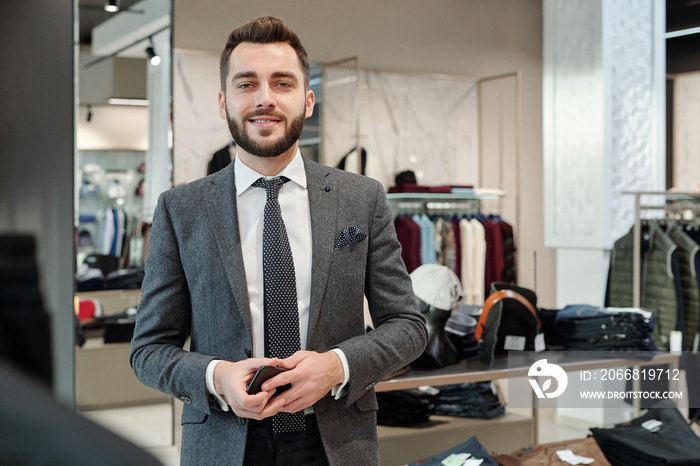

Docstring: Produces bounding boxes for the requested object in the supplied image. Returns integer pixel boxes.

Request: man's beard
[226,107,306,158]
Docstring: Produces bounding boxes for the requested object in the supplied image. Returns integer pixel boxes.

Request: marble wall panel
[607,0,661,243]
[549,0,601,239]
[174,54,481,191]
[323,68,480,189]
[674,73,700,190]
[172,52,231,186]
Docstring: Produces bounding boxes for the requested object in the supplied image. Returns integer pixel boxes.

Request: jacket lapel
[203,163,253,339]
[305,159,338,344]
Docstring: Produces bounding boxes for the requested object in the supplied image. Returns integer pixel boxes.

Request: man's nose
[255,85,275,108]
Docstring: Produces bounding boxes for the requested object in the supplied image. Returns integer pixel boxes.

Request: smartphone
[246,365,291,396]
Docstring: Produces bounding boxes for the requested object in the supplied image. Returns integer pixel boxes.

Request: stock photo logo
[528,359,568,399]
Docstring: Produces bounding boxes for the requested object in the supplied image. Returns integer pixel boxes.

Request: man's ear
[305,89,315,119]
[218,90,227,120]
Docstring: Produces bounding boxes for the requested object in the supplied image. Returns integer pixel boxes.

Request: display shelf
[75,289,156,410]
[77,289,141,316]
[376,352,680,392]
[378,413,533,464]
[375,351,679,453]
[77,149,146,268]
[76,341,169,410]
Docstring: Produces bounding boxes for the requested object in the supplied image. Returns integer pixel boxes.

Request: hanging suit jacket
[130,156,427,465]
[668,224,700,350]
[207,145,233,175]
[607,223,683,350]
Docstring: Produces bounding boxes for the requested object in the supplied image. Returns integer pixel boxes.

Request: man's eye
[237,83,254,89]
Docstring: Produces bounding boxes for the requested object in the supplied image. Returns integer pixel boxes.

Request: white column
[543,0,665,424]
[145,29,172,223]
[544,0,665,304]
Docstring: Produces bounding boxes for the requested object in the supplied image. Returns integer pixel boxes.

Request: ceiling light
[146,38,161,66]
[104,0,119,13]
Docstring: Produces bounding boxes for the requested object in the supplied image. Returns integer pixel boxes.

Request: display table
[375,352,680,464]
[376,352,680,392]
[76,289,169,410]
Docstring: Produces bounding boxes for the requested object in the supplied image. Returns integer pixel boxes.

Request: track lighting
[104,0,119,13]
[146,38,161,66]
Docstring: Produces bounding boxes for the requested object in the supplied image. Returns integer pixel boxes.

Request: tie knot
[253,177,288,200]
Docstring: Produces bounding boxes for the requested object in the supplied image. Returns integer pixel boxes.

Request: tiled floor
[83,402,700,465]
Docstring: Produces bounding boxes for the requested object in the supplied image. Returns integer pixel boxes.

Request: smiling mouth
[249,119,279,123]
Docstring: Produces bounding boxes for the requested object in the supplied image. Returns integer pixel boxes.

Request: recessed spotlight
[104,0,119,13]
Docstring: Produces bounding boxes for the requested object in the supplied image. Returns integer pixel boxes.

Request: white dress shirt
[206,150,348,411]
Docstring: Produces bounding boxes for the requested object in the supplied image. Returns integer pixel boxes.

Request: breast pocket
[334,231,370,264]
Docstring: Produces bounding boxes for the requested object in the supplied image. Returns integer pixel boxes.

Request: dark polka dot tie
[252,177,305,437]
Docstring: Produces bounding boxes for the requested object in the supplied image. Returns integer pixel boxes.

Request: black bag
[475,284,542,365]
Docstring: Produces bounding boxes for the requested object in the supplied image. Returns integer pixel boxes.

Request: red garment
[394,216,421,273]
[482,219,505,297]
[425,185,452,193]
[387,183,452,193]
[451,219,462,280]
[500,221,516,284]
[388,183,429,193]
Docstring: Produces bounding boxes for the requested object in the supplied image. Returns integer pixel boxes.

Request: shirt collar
[234,149,307,196]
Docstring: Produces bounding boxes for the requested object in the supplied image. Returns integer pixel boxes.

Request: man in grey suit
[130,16,427,465]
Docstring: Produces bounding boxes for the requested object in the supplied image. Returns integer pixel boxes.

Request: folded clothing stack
[432,381,505,420]
[554,305,658,352]
[444,304,480,358]
[376,388,436,427]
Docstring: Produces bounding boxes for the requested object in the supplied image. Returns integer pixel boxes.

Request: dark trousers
[243,415,330,466]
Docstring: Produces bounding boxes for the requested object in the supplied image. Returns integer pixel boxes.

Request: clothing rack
[625,191,700,307]
[386,192,504,216]
[389,191,512,304]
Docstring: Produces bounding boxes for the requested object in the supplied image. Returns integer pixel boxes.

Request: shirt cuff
[205,359,229,411]
[330,348,350,400]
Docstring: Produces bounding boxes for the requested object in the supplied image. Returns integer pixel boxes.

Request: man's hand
[263,351,345,413]
[213,357,287,420]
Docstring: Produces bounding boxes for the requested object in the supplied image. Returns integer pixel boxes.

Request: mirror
[74,0,174,449]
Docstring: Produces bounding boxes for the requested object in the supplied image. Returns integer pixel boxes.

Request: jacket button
[180,396,192,404]
[365,382,375,391]
[238,417,247,425]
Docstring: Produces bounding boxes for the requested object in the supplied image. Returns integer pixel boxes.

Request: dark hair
[219,16,310,91]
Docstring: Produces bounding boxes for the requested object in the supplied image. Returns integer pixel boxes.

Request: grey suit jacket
[130,156,427,465]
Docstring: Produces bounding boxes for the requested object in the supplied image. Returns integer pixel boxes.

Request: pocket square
[334,226,367,249]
